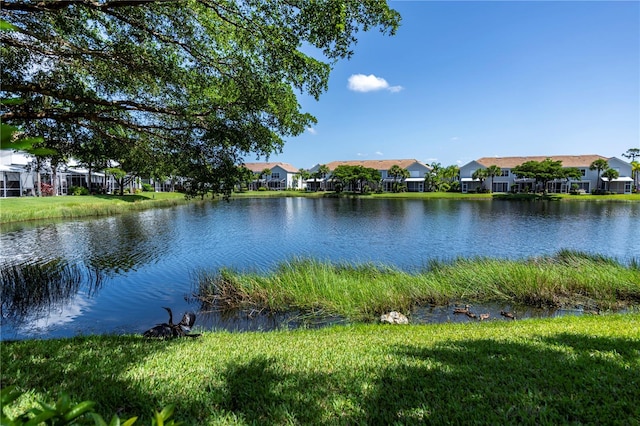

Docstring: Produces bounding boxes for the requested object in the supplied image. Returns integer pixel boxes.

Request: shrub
[141,183,153,192]
[68,186,89,196]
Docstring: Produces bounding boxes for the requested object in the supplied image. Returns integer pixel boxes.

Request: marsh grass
[197,251,640,321]
[2,314,639,424]
[0,192,192,223]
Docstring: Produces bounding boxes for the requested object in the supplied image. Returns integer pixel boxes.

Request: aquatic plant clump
[195,251,640,321]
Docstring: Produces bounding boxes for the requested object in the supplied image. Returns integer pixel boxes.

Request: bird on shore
[465,311,477,320]
[500,311,516,320]
[143,307,200,338]
[479,313,490,321]
[453,305,470,314]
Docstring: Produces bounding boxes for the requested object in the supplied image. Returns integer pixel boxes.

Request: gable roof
[476,155,608,169]
[324,159,428,171]
[243,162,299,173]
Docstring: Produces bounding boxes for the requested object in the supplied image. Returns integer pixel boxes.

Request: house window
[271,172,280,179]
[500,169,509,177]
[493,182,508,192]
[579,168,587,176]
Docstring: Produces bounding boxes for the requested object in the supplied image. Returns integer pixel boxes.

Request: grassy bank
[0,192,195,223]
[2,314,639,424]
[231,190,640,202]
[198,251,640,321]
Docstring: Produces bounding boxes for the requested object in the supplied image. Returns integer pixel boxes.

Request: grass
[196,251,640,321]
[0,192,195,223]
[2,314,639,424]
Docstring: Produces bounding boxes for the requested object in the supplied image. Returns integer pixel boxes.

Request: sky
[268,0,639,169]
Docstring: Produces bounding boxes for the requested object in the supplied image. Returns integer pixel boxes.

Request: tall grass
[196,251,640,321]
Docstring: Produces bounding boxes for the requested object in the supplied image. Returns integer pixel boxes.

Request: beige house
[459,155,633,194]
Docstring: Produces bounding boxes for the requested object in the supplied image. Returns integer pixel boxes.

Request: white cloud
[347,74,403,93]
[375,151,384,156]
[357,152,367,157]
[306,127,317,135]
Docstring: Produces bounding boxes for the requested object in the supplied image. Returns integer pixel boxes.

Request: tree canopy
[1,0,400,197]
[511,158,581,193]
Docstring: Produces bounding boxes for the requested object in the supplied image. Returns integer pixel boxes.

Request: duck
[479,313,490,321]
[500,311,516,320]
[453,304,470,314]
[143,307,200,338]
[465,311,477,319]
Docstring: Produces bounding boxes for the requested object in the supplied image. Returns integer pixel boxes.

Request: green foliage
[2,1,400,199]
[331,165,381,193]
[141,183,153,192]
[511,158,572,193]
[1,386,182,425]
[68,186,90,196]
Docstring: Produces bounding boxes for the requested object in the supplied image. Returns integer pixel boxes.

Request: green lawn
[0,192,195,223]
[2,314,639,425]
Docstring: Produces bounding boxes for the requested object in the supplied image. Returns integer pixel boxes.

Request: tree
[601,168,620,192]
[622,148,639,162]
[1,1,400,198]
[589,159,609,191]
[485,165,502,193]
[260,168,271,190]
[388,164,409,193]
[331,165,380,194]
[511,158,565,194]
[293,168,310,190]
[312,164,330,191]
[632,161,640,191]
[472,168,488,192]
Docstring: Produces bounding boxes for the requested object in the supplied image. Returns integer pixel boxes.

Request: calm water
[1,198,638,340]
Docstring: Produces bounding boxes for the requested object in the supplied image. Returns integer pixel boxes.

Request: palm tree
[260,168,271,189]
[314,164,330,191]
[387,164,409,192]
[294,168,310,190]
[631,161,640,191]
[589,159,609,191]
[485,165,502,193]
[472,168,488,192]
[601,168,620,193]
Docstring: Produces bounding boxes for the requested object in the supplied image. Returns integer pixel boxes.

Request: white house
[308,159,432,192]
[243,162,304,190]
[459,155,633,194]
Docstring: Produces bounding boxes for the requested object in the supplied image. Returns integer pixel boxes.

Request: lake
[1,197,638,340]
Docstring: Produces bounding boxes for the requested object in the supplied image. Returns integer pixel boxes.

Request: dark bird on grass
[500,311,516,320]
[479,313,490,321]
[143,307,200,338]
[453,305,470,314]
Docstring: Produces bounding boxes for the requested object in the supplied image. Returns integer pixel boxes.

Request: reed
[196,251,640,320]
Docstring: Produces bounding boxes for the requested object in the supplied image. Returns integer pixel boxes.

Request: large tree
[1,1,400,197]
[601,168,620,193]
[511,158,566,194]
[387,164,409,193]
[485,165,501,193]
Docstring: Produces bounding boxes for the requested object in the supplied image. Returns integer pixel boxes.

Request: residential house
[308,159,431,192]
[459,155,633,194]
[243,162,304,190]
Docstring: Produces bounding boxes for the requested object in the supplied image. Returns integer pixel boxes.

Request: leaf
[0,97,24,106]
[0,19,17,32]
[62,400,96,421]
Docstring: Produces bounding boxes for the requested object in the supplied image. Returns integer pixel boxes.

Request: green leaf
[0,19,17,32]
[63,400,96,421]
[1,97,24,106]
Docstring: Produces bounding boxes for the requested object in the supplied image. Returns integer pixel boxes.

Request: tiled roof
[476,155,608,168]
[243,162,300,173]
[324,159,427,171]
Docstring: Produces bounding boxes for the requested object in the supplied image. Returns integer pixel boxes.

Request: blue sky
[268,0,639,169]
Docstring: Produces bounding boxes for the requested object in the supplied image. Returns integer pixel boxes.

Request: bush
[1,386,180,425]
[141,183,153,192]
[68,186,89,196]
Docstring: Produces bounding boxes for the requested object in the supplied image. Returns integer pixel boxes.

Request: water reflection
[0,198,638,340]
